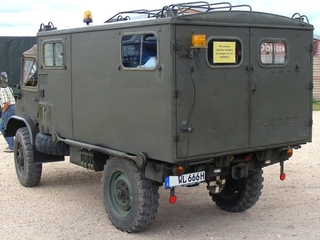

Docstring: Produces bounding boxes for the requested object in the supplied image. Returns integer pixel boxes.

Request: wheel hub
[110,173,132,213]
[17,149,24,167]
[116,187,129,198]
[115,180,129,206]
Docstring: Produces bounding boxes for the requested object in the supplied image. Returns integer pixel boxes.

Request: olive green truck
[6,2,313,233]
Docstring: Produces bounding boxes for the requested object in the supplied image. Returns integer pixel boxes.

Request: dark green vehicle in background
[6,1,313,233]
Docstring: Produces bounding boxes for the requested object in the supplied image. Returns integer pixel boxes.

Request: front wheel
[14,127,42,187]
[102,157,159,232]
[210,169,264,212]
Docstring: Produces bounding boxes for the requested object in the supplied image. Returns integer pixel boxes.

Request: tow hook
[169,187,177,204]
[280,160,286,181]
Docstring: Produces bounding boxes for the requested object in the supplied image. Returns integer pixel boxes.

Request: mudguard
[6,115,39,145]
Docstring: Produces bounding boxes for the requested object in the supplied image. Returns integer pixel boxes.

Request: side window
[43,41,64,67]
[207,39,242,66]
[121,33,158,70]
[22,59,37,87]
[260,41,287,65]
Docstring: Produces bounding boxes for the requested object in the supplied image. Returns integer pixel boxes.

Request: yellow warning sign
[213,42,236,63]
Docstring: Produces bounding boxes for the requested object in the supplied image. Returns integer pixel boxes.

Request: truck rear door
[175,26,250,158]
[249,28,313,148]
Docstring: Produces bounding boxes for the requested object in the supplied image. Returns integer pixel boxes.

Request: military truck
[7,1,313,233]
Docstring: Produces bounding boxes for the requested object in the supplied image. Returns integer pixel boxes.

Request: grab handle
[251,78,257,92]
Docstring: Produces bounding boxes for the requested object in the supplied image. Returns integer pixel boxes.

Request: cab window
[260,41,287,64]
[43,41,64,67]
[121,33,158,70]
[207,39,242,66]
[22,59,37,87]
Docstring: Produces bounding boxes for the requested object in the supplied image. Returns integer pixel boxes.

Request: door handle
[251,78,257,92]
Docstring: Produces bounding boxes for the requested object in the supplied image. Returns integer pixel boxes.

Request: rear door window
[207,38,242,67]
[260,41,287,65]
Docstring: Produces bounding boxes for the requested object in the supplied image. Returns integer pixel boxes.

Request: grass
[313,99,320,111]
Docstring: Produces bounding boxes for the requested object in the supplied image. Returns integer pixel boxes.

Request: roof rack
[292,13,309,23]
[104,1,252,23]
[38,22,57,32]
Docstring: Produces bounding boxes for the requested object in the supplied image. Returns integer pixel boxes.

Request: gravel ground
[1,112,320,240]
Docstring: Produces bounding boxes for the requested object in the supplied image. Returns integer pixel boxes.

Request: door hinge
[306,44,313,52]
[305,119,313,126]
[173,42,183,50]
[174,134,184,142]
[305,82,314,89]
[173,89,183,98]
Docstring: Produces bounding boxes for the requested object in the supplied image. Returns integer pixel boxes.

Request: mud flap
[33,146,64,163]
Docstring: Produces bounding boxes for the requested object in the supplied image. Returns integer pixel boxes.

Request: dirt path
[1,112,320,240]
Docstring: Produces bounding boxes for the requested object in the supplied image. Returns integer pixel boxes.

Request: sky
[0,0,319,37]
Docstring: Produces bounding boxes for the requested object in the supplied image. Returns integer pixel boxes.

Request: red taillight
[169,195,177,204]
[169,187,177,204]
[280,173,286,181]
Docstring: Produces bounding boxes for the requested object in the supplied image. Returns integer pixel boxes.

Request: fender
[6,115,39,145]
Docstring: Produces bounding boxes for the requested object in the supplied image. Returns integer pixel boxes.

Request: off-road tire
[210,169,264,212]
[14,127,42,187]
[102,157,159,233]
[35,132,69,156]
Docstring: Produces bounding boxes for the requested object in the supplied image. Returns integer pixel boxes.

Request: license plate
[165,171,205,189]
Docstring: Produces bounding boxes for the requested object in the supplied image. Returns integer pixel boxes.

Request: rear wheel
[14,127,42,187]
[210,169,264,212]
[102,157,159,232]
